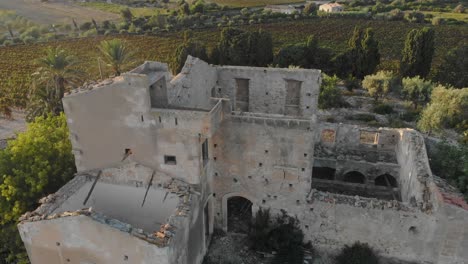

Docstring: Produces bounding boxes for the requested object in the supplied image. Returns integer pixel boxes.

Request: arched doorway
[343,171,366,184]
[227,196,252,233]
[375,174,398,188]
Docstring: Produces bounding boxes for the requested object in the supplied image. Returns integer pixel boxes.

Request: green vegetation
[0,114,76,264]
[434,45,468,88]
[27,47,83,120]
[401,76,434,109]
[215,28,273,66]
[249,209,308,264]
[78,2,167,17]
[373,103,394,115]
[362,71,399,101]
[428,141,468,200]
[211,0,303,8]
[418,86,468,135]
[337,27,380,79]
[346,113,377,122]
[400,27,435,78]
[319,74,347,109]
[335,242,379,264]
[98,39,137,76]
[170,32,208,74]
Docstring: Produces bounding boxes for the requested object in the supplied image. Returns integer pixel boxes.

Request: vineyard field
[1,18,467,91]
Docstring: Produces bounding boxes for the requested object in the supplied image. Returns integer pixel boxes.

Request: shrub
[344,76,361,91]
[249,209,309,264]
[335,242,379,264]
[373,103,394,115]
[362,71,399,101]
[347,113,376,122]
[319,74,348,109]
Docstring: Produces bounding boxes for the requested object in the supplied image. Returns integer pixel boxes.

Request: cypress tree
[400,27,435,78]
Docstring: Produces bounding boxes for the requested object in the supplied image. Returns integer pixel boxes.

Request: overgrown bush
[319,74,348,109]
[335,242,379,264]
[248,209,310,264]
[373,103,394,115]
[346,113,377,122]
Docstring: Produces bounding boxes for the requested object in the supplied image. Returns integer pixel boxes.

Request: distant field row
[1,18,467,88]
[209,0,305,7]
[77,2,168,16]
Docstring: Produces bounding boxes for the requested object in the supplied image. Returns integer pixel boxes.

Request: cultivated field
[1,18,466,91]
[0,0,118,24]
[209,0,305,7]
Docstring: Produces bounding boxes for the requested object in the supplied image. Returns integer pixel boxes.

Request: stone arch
[375,174,398,188]
[342,171,366,184]
[222,193,255,233]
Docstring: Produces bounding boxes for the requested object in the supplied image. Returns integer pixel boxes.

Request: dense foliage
[434,45,468,89]
[249,209,308,264]
[428,141,468,200]
[170,32,208,74]
[401,76,434,109]
[337,27,380,79]
[98,39,136,76]
[400,27,435,78]
[418,86,468,135]
[0,114,76,264]
[215,27,273,67]
[362,71,399,101]
[335,242,379,264]
[319,74,347,109]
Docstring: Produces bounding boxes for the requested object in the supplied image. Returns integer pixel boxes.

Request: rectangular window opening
[235,78,249,112]
[202,139,209,167]
[164,155,177,165]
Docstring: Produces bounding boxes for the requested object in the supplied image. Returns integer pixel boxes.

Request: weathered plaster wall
[211,115,316,230]
[18,215,172,264]
[169,56,218,110]
[396,130,436,210]
[216,66,321,116]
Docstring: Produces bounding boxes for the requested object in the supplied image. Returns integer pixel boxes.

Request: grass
[421,11,468,22]
[209,0,305,8]
[78,2,168,17]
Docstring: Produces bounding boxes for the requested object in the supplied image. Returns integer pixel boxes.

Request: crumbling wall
[211,115,316,230]
[396,130,436,210]
[18,215,172,264]
[169,56,217,110]
[216,66,320,116]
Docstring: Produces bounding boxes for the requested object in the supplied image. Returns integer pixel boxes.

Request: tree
[216,28,273,67]
[400,27,435,78]
[190,0,204,14]
[179,2,190,15]
[319,74,346,109]
[362,71,398,101]
[0,114,76,263]
[434,45,468,88]
[275,44,308,68]
[120,8,133,22]
[338,27,380,79]
[28,47,83,120]
[275,35,332,70]
[418,86,468,135]
[98,39,136,76]
[303,3,317,15]
[170,32,208,74]
[402,76,434,109]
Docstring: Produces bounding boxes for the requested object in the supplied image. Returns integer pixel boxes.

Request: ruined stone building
[18,57,468,264]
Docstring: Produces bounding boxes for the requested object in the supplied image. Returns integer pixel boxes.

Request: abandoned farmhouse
[17,57,468,264]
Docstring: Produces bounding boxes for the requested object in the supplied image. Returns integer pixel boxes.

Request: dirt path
[0,0,119,24]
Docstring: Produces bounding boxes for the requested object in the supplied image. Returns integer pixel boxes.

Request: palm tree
[98,39,136,76]
[28,47,83,120]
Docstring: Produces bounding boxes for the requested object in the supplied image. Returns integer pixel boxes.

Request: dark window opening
[164,155,176,165]
[149,77,168,108]
[235,78,249,112]
[343,171,366,184]
[202,139,209,166]
[227,197,252,233]
[312,167,336,180]
[204,202,210,244]
[375,174,398,188]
